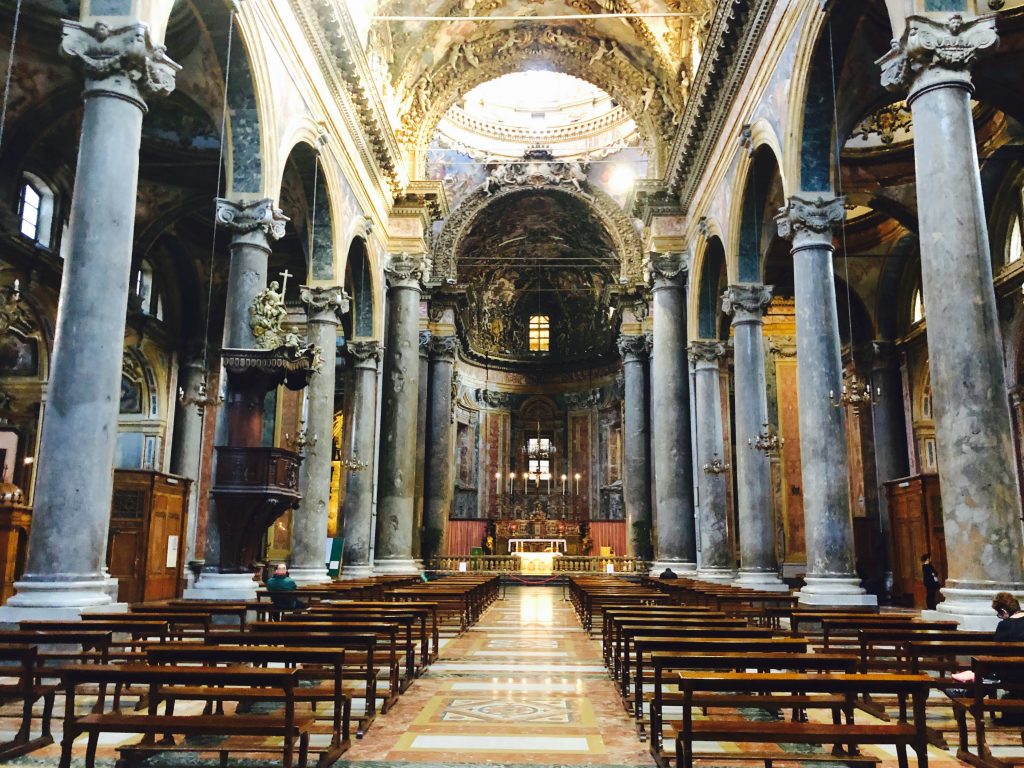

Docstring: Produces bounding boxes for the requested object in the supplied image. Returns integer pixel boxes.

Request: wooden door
[886,474,945,608]
[107,526,142,603]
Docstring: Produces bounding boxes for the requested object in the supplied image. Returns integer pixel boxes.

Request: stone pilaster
[648,252,697,573]
[289,286,349,585]
[424,335,458,562]
[215,199,289,349]
[689,340,735,582]
[617,334,652,560]
[777,195,874,606]
[374,254,424,575]
[340,341,381,579]
[722,285,785,590]
[2,21,180,618]
[879,12,1023,626]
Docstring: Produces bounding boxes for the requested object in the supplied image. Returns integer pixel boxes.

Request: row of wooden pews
[572,574,1024,768]
[0,573,497,767]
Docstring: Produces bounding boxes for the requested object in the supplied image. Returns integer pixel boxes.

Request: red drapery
[588,521,626,556]
[445,520,488,557]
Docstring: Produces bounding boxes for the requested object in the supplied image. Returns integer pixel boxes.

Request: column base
[373,558,422,576]
[338,564,374,580]
[922,582,1024,630]
[288,567,330,587]
[0,577,125,621]
[696,567,738,583]
[649,560,698,576]
[734,570,790,591]
[182,572,258,601]
[798,576,877,607]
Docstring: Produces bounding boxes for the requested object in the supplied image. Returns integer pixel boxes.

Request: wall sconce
[702,452,731,475]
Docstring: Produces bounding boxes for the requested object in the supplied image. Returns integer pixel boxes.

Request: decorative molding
[482,154,590,197]
[60,20,180,99]
[849,103,912,145]
[216,198,289,240]
[477,389,514,410]
[768,335,797,359]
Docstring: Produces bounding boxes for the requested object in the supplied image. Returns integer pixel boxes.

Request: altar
[508,538,567,554]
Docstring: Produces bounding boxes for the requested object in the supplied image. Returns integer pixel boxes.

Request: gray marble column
[340,341,381,579]
[424,336,457,562]
[869,341,909,601]
[777,195,873,606]
[645,332,657,549]
[689,340,735,582]
[618,335,653,560]
[879,13,1024,625]
[216,199,289,349]
[648,252,697,573]
[2,22,179,618]
[374,254,424,575]
[414,331,430,566]
[289,286,349,585]
[722,285,785,589]
[171,356,207,586]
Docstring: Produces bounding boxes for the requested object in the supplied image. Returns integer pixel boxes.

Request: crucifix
[279,269,293,296]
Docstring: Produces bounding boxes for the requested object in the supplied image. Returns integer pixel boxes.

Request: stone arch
[732,139,786,284]
[692,235,728,340]
[398,26,681,171]
[432,183,644,285]
[344,236,376,340]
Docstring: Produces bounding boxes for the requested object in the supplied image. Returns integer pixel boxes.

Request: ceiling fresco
[455,189,619,364]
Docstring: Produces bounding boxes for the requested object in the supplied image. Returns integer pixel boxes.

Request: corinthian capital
[385,253,424,290]
[776,194,845,249]
[877,13,997,98]
[429,335,458,362]
[300,285,350,324]
[617,334,647,363]
[722,284,773,323]
[648,251,689,288]
[688,339,729,365]
[216,199,289,241]
[346,340,382,368]
[61,21,180,102]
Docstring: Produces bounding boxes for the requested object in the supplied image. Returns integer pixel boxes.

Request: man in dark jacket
[921,554,941,610]
[266,563,304,610]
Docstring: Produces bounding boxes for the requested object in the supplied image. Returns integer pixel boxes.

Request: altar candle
[574,472,581,495]
[508,472,514,495]
[561,474,567,495]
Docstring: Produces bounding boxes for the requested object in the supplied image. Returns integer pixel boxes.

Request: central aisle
[344,584,654,765]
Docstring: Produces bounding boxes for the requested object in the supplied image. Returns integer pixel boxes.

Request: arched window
[18,173,54,248]
[133,259,163,319]
[528,314,550,352]
[1008,189,1023,264]
[910,287,925,325]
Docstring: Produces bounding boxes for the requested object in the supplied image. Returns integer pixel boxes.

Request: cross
[279,269,293,295]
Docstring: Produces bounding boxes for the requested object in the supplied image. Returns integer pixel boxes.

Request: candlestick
[574,472,581,495]
[561,474,567,496]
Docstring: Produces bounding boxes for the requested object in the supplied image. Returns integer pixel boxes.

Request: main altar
[492,494,588,557]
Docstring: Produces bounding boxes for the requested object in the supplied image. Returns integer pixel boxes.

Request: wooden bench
[647,651,859,761]
[675,672,931,768]
[57,663,312,768]
[0,644,58,759]
[821,618,958,651]
[147,643,352,767]
[949,655,1024,768]
[318,600,440,666]
[609,617,750,679]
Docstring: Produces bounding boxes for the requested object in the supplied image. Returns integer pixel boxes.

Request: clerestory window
[528,314,550,352]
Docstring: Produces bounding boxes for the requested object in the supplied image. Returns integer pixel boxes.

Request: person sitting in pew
[266,563,305,610]
[951,592,1024,685]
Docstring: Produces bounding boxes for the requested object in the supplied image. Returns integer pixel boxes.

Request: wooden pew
[319,601,440,665]
[950,655,1024,768]
[608,616,747,679]
[57,664,312,768]
[147,643,351,767]
[0,644,58,759]
[674,672,931,768]
[821,617,958,651]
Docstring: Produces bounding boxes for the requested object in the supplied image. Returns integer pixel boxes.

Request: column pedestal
[183,572,258,601]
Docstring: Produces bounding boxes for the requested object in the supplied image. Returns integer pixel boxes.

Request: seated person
[659,567,678,580]
[951,592,1024,684]
[266,562,305,610]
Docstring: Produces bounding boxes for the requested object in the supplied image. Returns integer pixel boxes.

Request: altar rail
[429,555,647,574]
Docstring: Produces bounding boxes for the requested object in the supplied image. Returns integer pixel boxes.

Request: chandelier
[748,421,783,457]
[702,452,731,475]
[828,372,880,417]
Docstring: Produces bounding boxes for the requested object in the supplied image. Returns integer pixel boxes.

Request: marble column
[648,252,697,573]
[618,335,653,559]
[1,22,179,618]
[424,336,458,562]
[689,340,735,582]
[879,13,1024,626]
[722,285,785,590]
[171,356,207,587]
[289,286,349,585]
[777,195,874,606]
[646,332,658,551]
[413,331,430,566]
[870,341,909,601]
[340,341,381,579]
[374,254,424,575]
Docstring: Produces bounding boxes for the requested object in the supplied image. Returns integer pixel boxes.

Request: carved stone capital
[644,331,654,356]
[722,284,773,323]
[60,20,180,105]
[478,389,514,410]
[617,334,647,363]
[346,340,382,369]
[385,252,424,290]
[769,335,797,359]
[564,389,601,410]
[877,13,997,99]
[216,199,289,243]
[648,251,689,288]
[429,334,458,362]
[688,339,729,366]
[776,194,845,250]
[419,330,432,357]
[300,285,350,325]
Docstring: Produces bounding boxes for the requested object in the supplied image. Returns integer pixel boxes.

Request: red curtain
[445,521,488,557]
[589,521,626,556]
